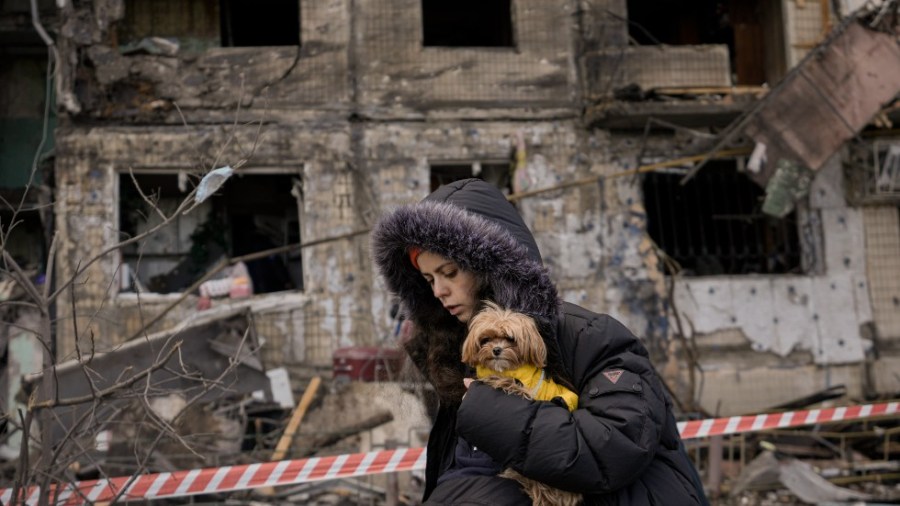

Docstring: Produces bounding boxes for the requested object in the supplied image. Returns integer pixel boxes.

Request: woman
[372,179,707,505]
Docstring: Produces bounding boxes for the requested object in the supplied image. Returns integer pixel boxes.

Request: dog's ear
[461,332,478,366]
[462,311,492,365]
[515,313,547,367]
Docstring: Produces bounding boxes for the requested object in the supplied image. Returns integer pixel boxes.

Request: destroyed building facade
[2,0,899,427]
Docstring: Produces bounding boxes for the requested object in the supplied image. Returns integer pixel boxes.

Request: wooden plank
[653,86,768,95]
[271,376,321,462]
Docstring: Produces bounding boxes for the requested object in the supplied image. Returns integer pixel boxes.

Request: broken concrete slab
[744,21,900,185]
[583,45,733,99]
[23,310,270,447]
[780,458,872,504]
[731,450,873,503]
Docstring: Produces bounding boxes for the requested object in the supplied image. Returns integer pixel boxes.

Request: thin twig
[109,326,252,503]
[47,185,199,304]
[2,251,45,311]
[0,300,41,310]
[41,231,59,300]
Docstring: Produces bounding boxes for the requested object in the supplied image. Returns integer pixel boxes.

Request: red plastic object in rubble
[332,346,404,382]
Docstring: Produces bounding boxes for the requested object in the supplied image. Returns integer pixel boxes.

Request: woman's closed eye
[438,267,458,279]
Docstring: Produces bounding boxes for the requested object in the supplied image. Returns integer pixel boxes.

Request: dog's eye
[479,337,491,346]
[504,335,516,343]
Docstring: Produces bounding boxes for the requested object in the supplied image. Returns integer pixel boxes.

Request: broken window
[220,0,300,47]
[430,162,512,193]
[626,0,784,85]
[643,161,802,276]
[421,0,515,48]
[119,0,300,50]
[119,172,302,295]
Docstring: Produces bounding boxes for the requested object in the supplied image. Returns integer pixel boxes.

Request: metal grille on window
[644,161,803,276]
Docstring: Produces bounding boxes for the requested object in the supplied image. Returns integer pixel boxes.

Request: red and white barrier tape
[2,401,896,505]
[1,447,427,505]
[677,400,898,439]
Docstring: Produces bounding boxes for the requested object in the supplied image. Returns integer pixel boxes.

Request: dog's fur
[462,302,582,506]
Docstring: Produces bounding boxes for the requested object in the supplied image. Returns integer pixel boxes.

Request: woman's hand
[463,377,475,389]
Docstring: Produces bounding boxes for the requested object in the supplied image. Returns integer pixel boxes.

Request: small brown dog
[462,301,581,506]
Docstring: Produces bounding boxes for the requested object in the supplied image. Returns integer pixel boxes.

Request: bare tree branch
[2,251,45,312]
[29,342,182,410]
[0,300,41,310]
[41,231,58,300]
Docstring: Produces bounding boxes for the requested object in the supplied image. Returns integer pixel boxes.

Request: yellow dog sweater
[476,364,578,412]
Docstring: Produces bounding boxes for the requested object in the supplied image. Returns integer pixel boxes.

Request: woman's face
[416,251,480,323]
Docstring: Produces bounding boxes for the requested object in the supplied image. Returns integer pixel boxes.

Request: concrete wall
[670,157,899,415]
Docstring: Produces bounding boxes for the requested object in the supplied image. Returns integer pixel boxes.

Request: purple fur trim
[372,200,559,322]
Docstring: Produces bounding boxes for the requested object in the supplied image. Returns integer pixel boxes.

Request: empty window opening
[430,162,513,193]
[422,0,514,48]
[643,161,802,276]
[627,0,728,46]
[119,172,302,295]
[626,0,780,85]
[220,0,300,47]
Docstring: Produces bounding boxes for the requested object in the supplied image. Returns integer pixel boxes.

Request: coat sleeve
[456,313,669,493]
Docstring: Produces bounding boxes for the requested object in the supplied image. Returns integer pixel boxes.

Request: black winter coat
[372,179,707,505]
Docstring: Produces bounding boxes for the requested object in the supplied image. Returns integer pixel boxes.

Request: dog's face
[468,332,523,372]
[462,302,547,372]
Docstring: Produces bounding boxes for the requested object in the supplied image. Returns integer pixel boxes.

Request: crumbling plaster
[69,0,351,120]
[584,45,732,100]
[662,153,898,416]
[354,0,578,116]
[672,156,874,365]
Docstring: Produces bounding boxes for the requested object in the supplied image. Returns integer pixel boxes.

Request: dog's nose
[492,347,502,356]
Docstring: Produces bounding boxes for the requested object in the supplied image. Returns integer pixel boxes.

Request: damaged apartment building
[2,0,900,470]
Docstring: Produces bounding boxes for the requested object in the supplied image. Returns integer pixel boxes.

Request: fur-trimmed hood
[372,179,559,322]
[372,179,561,402]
